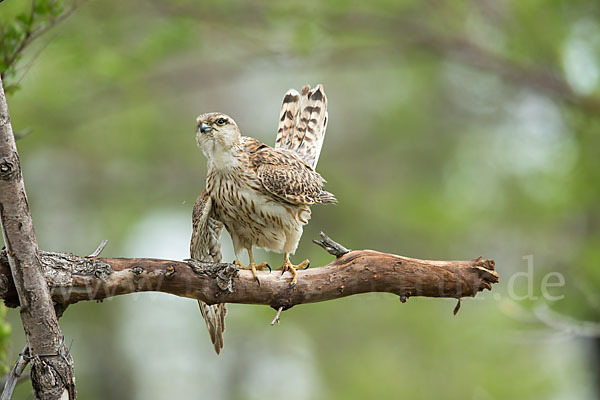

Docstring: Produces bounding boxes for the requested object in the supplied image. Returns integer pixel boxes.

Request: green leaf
[35,0,53,15]
[15,12,33,27]
[3,83,21,95]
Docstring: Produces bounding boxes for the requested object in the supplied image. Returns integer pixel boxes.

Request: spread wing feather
[275,84,328,169]
[190,190,227,355]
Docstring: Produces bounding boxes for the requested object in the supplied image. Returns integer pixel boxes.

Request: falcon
[191,84,335,353]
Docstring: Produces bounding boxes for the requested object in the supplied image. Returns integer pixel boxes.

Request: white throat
[207,141,240,170]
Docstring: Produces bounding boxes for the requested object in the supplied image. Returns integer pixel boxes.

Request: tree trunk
[0,77,76,399]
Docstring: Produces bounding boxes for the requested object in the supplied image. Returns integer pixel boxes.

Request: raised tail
[275,84,328,169]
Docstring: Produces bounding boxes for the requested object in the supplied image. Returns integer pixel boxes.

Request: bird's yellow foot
[234,260,271,286]
[280,259,310,288]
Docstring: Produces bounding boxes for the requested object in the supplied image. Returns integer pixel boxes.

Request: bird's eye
[216,118,227,126]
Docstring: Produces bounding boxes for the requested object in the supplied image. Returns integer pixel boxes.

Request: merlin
[190,84,336,353]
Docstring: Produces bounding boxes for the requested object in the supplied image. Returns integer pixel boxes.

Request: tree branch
[0,236,498,313]
[0,77,76,399]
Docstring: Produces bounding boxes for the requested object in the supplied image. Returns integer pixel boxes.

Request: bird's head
[195,112,241,158]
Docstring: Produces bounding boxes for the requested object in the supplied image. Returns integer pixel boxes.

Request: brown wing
[191,190,224,261]
[190,190,227,355]
[248,143,336,205]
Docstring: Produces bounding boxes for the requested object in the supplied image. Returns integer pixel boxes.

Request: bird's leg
[280,253,310,288]
[236,248,270,286]
[248,249,271,272]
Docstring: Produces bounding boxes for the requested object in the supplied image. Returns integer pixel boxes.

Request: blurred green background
[1,0,600,398]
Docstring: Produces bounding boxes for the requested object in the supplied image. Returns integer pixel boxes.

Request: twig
[14,30,61,86]
[1,345,29,400]
[13,128,32,141]
[0,374,29,394]
[270,306,283,326]
[2,1,79,78]
[453,299,461,315]
[312,232,350,258]
[88,240,108,257]
[2,0,37,73]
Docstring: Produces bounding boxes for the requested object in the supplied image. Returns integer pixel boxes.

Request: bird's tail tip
[319,191,337,204]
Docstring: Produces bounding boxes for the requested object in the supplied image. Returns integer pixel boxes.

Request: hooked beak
[200,122,212,133]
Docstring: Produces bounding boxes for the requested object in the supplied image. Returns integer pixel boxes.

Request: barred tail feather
[318,190,337,204]
[276,89,300,149]
[198,302,227,354]
[275,84,328,169]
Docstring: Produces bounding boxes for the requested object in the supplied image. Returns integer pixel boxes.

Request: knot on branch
[0,112,9,127]
[0,152,20,181]
[24,335,75,399]
[30,354,75,399]
[185,259,237,293]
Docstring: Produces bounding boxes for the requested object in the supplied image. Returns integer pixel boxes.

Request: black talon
[281,265,288,275]
[303,262,310,270]
[289,281,296,289]
[255,276,261,286]
[266,264,272,273]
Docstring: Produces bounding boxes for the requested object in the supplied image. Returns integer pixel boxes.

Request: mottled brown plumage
[192,84,335,353]
[251,140,335,205]
[190,190,226,354]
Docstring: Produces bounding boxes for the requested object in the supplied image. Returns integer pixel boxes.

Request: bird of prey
[191,85,335,353]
